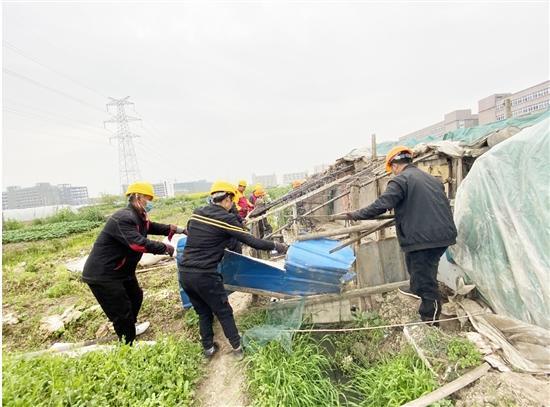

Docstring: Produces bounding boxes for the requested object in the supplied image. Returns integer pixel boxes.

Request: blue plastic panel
[176,237,356,304]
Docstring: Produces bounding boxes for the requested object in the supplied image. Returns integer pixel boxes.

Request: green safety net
[242,298,305,353]
[450,116,550,329]
[376,109,550,155]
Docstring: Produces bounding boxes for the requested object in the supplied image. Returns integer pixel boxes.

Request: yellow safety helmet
[385,146,414,173]
[237,179,247,187]
[125,182,155,200]
[210,180,237,196]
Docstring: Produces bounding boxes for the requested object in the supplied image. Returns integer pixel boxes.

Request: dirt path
[196,292,252,407]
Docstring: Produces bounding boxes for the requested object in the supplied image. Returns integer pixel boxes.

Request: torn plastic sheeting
[450,117,550,329]
[457,299,550,374]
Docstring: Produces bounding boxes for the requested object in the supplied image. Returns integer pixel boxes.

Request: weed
[2,219,24,230]
[348,348,437,407]
[245,334,343,407]
[446,337,482,369]
[2,337,203,406]
[236,307,268,331]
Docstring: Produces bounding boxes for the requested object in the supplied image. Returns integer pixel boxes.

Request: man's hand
[274,242,289,255]
[164,243,175,257]
[331,212,353,221]
[168,225,186,241]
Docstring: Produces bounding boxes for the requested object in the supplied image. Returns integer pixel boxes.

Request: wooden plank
[224,284,299,299]
[401,363,491,407]
[274,280,409,309]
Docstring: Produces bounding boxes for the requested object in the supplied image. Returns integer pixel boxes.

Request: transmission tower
[104,97,142,192]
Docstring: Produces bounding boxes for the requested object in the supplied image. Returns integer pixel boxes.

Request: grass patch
[348,349,437,407]
[2,337,203,406]
[245,334,343,407]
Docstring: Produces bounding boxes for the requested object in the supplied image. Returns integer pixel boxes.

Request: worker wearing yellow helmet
[333,146,457,326]
[178,180,288,359]
[235,179,254,219]
[82,181,186,344]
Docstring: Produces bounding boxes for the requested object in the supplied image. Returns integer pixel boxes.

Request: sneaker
[135,321,150,336]
[203,342,219,358]
[231,345,244,360]
[398,286,420,300]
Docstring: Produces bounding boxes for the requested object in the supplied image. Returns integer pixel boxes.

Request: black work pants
[405,246,447,321]
[179,271,240,350]
[87,277,143,344]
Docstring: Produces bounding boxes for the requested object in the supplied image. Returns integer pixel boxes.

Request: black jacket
[179,204,275,271]
[350,165,457,252]
[82,205,170,282]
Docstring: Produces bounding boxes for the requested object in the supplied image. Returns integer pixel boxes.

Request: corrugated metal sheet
[177,237,356,301]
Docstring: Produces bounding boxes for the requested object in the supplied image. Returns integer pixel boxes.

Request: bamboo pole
[328,219,395,253]
[295,220,387,241]
[265,189,351,239]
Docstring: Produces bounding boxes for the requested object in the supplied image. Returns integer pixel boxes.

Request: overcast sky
[2,1,548,197]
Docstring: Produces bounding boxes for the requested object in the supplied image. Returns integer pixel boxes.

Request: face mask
[144,201,154,213]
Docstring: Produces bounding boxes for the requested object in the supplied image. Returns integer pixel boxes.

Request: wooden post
[350,181,371,310]
[292,204,299,237]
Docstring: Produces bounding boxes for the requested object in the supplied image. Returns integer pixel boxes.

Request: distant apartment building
[399,109,478,142]
[173,180,211,195]
[282,172,308,185]
[478,80,550,124]
[58,184,89,205]
[152,182,168,198]
[2,183,89,209]
[251,173,278,188]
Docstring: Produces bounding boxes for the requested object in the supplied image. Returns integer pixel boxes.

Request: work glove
[168,225,186,241]
[331,212,353,221]
[273,242,289,255]
[164,243,175,257]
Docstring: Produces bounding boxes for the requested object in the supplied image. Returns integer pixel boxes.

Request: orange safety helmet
[253,185,266,197]
[385,146,414,173]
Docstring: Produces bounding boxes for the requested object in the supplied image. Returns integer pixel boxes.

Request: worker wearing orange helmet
[83,182,185,344]
[249,184,266,206]
[178,181,288,358]
[235,179,254,219]
[334,146,457,325]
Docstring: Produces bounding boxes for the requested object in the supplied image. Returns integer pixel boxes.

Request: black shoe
[398,286,420,300]
[231,345,244,360]
[203,342,219,358]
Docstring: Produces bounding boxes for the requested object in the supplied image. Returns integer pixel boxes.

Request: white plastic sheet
[451,117,550,329]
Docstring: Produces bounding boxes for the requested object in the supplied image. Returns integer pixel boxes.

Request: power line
[3,100,110,135]
[3,67,106,114]
[3,41,108,99]
[3,112,108,146]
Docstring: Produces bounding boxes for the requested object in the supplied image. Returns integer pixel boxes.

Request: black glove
[273,242,288,255]
[168,225,186,241]
[164,243,175,257]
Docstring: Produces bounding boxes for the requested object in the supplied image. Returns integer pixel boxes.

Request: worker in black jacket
[83,182,184,344]
[178,180,288,358]
[334,146,457,324]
